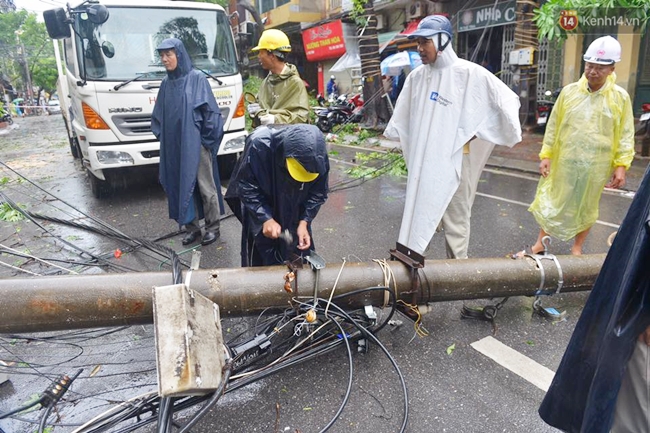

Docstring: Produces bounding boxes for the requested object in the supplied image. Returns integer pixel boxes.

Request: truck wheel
[70,135,80,159]
[87,169,111,198]
[217,153,238,181]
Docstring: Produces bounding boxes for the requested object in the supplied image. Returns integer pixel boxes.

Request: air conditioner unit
[407,1,425,20]
[376,14,387,30]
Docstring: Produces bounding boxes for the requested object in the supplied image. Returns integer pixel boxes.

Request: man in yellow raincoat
[519,36,635,256]
[247,29,310,126]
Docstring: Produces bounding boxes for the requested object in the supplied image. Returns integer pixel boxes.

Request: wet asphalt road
[0,114,648,432]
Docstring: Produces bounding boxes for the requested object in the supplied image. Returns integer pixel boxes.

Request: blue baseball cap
[408,15,453,40]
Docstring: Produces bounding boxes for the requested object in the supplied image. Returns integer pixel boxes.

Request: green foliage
[0,10,57,96]
[533,0,650,41]
[0,202,25,222]
[350,0,370,25]
[243,76,263,132]
[346,151,406,179]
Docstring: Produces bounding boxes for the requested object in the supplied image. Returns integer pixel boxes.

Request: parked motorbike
[1,105,13,125]
[536,88,562,131]
[315,94,363,133]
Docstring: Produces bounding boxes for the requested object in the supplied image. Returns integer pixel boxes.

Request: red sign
[302,20,346,62]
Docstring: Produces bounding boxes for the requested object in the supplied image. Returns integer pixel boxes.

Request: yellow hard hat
[286,158,319,183]
[252,29,291,53]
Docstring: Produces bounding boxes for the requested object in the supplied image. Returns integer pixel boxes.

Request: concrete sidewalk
[489,127,649,192]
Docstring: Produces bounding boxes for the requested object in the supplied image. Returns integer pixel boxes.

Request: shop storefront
[455,0,517,87]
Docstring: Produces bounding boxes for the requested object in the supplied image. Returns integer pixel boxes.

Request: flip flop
[510,246,534,260]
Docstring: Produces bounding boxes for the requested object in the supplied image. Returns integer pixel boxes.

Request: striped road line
[471,336,555,392]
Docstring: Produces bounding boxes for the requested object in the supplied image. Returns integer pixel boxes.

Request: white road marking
[483,167,635,199]
[471,336,555,391]
[475,192,621,229]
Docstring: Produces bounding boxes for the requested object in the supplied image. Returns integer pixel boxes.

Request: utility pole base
[153,284,226,397]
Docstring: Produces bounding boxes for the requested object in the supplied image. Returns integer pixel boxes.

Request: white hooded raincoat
[385,47,522,254]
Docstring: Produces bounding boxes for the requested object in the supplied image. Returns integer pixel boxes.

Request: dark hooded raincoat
[539,164,650,432]
[151,38,224,226]
[225,125,329,266]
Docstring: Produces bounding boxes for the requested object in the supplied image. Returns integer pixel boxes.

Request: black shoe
[182,231,200,246]
[201,230,219,246]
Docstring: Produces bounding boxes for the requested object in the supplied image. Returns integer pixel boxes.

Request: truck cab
[45,0,246,197]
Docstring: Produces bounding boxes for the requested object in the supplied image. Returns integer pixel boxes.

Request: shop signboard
[302,19,347,62]
[458,1,516,32]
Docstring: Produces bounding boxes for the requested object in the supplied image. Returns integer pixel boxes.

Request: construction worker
[225,124,329,266]
[247,29,310,126]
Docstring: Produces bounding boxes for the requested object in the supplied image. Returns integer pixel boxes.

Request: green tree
[533,0,650,40]
[0,10,56,99]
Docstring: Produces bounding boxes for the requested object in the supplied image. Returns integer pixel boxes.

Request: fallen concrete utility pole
[0,254,605,334]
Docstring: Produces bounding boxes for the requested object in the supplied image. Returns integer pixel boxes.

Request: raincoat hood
[158,38,193,79]
[425,44,459,70]
[580,71,617,94]
[267,63,300,85]
[385,46,521,254]
[277,124,328,175]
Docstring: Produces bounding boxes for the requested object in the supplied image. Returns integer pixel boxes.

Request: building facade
[234,0,649,118]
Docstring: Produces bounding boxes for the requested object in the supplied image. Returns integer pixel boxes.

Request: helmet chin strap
[431,33,451,52]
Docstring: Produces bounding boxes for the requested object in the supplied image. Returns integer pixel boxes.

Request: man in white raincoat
[519,36,634,257]
[384,15,522,257]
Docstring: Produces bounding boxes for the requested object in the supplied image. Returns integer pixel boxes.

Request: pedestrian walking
[513,36,635,257]
[151,38,224,247]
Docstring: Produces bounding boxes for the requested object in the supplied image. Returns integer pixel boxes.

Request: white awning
[329,52,361,72]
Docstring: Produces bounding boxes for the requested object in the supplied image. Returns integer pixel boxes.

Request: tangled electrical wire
[1,136,411,433]
[1,287,409,433]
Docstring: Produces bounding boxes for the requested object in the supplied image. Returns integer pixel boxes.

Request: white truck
[44,0,247,197]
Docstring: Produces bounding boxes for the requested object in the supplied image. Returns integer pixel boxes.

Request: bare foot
[570,248,583,255]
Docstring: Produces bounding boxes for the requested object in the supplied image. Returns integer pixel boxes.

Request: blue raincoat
[539,165,650,432]
[225,125,329,266]
[151,38,224,226]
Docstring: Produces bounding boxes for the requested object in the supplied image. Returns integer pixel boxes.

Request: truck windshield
[75,6,238,81]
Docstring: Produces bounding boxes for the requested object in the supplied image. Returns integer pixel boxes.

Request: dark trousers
[186,146,220,234]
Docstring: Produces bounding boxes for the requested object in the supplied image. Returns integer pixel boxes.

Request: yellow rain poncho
[529,73,635,241]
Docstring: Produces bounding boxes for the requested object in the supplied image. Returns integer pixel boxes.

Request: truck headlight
[97,151,134,164]
[222,135,246,152]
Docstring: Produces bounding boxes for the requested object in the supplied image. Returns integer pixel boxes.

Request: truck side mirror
[43,8,71,39]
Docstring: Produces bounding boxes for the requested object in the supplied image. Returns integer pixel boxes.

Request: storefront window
[258,0,290,14]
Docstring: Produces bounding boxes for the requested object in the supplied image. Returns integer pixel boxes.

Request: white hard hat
[583,36,621,65]
[330,75,335,80]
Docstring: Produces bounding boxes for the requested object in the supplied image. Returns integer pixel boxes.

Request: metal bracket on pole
[306,251,326,307]
[526,237,564,296]
[389,242,425,307]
